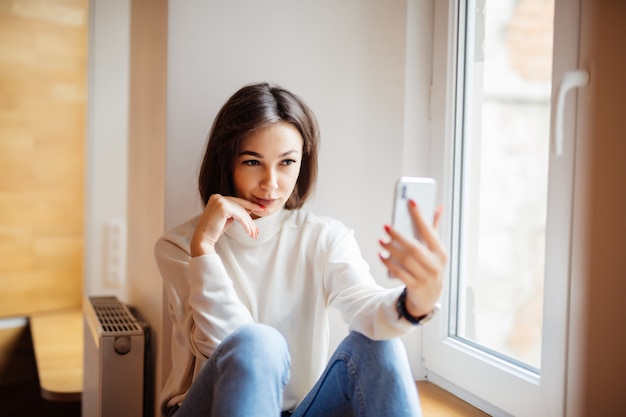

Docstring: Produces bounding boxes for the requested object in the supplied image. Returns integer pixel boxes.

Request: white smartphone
[391,177,437,242]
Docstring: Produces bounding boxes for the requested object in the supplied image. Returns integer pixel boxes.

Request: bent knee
[219,324,290,372]
[229,324,287,350]
[345,332,409,369]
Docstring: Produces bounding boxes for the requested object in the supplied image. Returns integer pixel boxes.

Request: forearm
[187,254,254,356]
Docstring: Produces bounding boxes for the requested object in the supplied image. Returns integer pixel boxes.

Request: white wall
[166,0,434,377]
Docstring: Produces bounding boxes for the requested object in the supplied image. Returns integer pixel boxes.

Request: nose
[260,167,278,191]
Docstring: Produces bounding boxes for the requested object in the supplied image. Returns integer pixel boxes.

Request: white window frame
[424,0,582,415]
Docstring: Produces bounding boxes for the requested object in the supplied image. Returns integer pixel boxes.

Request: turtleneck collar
[224,208,291,244]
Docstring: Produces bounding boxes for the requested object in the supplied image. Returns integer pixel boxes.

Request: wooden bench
[29,307,83,402]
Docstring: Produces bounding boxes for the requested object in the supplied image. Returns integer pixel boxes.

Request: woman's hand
[190,194,265,257]
[378,200,449,317]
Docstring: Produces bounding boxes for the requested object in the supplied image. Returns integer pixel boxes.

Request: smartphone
[391,177,437,242]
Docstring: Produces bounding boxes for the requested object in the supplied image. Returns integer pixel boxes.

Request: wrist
[396,287,439,326]
[405,296,429,318]
[190,237,216,257]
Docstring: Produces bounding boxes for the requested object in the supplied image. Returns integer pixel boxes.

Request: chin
[251,206,276,219]
[259,207,278,217]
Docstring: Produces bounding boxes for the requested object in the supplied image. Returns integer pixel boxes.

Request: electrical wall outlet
[103,218,127,288]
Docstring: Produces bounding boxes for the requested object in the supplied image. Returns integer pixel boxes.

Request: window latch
[550,69,590,156]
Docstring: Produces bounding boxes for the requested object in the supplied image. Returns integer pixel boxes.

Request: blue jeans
[172,323,421,417]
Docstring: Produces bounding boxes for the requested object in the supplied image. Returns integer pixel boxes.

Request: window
[452,0,555,373]
[424,0,582,415]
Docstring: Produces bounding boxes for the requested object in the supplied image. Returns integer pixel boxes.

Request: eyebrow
[238,150,300,158]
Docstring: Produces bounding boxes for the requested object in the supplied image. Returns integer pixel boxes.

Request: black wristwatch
[396,287,439,325]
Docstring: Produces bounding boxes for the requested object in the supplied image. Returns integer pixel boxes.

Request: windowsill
[417,381,489,417]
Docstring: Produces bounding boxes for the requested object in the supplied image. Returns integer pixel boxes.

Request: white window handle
[550,69,589,156]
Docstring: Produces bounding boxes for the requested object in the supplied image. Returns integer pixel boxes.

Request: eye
[242,160,260,166]
[281,159,297,166]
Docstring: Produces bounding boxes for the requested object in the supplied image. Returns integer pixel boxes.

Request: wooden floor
[418,381,490,417]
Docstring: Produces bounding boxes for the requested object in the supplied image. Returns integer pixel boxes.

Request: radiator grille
[83,295,147,417]
[89,296,143,336]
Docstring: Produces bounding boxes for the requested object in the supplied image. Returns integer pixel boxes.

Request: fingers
[217,197,262,239]
[433,205,444,229]
[201,195,264,242]
[379,231,440,280]
[379,248,433,283]
[407,199,428,241]
[379,220,447,316]
[408,200,446,257]
[232,197,266,216]
[379,202,449,283]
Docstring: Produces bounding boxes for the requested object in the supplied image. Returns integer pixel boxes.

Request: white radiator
[82,296,146,417]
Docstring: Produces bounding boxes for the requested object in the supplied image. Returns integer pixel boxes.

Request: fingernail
[384,224,390,232]
[409,199,417,208]
[259,204,266,209]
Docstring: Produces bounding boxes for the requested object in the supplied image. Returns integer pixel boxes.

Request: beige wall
[568,0,626,414]
[126,0,167,414]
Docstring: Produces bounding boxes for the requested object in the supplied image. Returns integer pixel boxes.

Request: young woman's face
[233,122,304,218]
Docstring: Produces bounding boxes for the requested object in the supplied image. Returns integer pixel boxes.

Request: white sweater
[155,208,415,414]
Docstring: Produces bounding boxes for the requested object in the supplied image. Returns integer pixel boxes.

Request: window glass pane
[453,0,554,371]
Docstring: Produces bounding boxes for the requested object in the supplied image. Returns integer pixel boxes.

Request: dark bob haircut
[198,82,320,210]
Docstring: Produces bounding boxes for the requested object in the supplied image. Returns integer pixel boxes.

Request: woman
[155,82,448,417]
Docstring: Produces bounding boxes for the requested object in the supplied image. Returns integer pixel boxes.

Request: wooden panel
[0,0,87,317]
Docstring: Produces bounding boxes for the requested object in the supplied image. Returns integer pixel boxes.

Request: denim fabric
[173,324,291,417]
[172,324,421,417]
[289,331,421,417]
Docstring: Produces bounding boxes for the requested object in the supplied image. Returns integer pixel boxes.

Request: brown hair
[198,82,319,209]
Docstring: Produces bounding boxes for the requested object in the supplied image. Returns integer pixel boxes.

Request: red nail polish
[384,224,390,232]
[409,199,417,208]
[259,204,266,209]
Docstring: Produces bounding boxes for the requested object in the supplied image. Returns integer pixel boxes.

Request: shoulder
[154,215,201,256]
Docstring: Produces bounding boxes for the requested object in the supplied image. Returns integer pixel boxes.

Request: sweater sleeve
[323,226,417,340]
[187,255,254,356]
[154,236,253,360]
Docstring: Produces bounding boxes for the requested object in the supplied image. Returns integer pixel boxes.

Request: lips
[254,197,277,206]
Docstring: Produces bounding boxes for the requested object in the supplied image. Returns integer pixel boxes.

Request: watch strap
[396,287,438,325]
